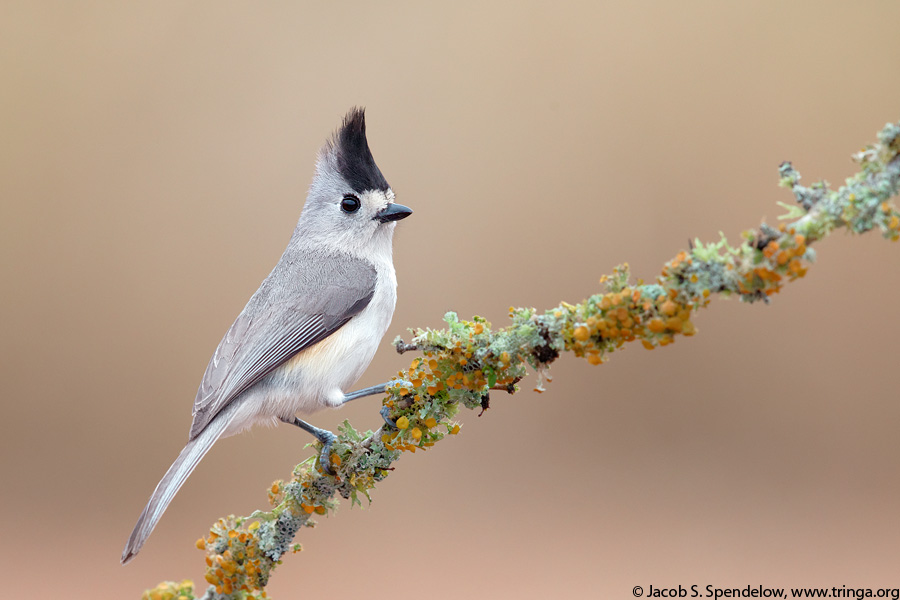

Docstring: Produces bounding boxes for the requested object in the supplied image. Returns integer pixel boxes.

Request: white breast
[295,262,397,405]
[226,260,398,434]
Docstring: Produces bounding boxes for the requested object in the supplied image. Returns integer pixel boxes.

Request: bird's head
[299,108,412,254]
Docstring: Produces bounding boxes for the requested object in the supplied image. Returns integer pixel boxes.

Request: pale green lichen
[142,119,900,600]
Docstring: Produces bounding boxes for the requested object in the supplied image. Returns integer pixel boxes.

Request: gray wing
[188,251,377,439]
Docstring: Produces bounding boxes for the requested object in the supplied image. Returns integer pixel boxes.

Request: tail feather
[121,407,235,564]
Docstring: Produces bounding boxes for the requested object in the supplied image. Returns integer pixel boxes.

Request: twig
[141,120,900,600]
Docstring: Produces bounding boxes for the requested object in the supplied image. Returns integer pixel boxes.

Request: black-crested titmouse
[121,108,411,564]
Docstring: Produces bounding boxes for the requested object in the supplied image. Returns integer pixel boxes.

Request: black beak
[374,203,413,223]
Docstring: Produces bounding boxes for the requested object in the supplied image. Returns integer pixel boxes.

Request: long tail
[121,405,236,564]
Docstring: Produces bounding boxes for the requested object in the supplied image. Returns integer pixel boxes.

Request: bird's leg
[281,382,399,473]
[341,382,388,402]
[340,382,397,428]
[280,416,338,475]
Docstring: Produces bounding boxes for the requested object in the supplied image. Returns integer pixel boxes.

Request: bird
[121,108,411,564]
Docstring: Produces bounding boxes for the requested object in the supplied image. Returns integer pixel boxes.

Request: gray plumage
[122,108,411,564]
[190,252,376,438]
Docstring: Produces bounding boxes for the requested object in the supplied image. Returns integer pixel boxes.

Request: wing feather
[188,252,377,439]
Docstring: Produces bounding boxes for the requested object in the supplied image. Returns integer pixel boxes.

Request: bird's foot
[281,416,339,476]
[379,405,396,428]
[315,429,338,475]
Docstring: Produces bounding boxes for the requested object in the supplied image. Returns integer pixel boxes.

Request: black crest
[331,107,390,193]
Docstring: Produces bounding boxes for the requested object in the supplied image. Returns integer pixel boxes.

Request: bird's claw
[316,429,338,476]
[380,405,396,428]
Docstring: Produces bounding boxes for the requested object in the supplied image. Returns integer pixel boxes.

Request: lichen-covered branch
[142,121,900,600]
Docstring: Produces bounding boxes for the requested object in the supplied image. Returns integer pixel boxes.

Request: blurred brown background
[3,2,900,598]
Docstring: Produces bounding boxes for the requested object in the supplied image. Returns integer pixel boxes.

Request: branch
[141,120,900,600]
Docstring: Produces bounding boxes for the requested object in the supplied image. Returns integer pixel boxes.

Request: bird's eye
[340,194,361,213]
